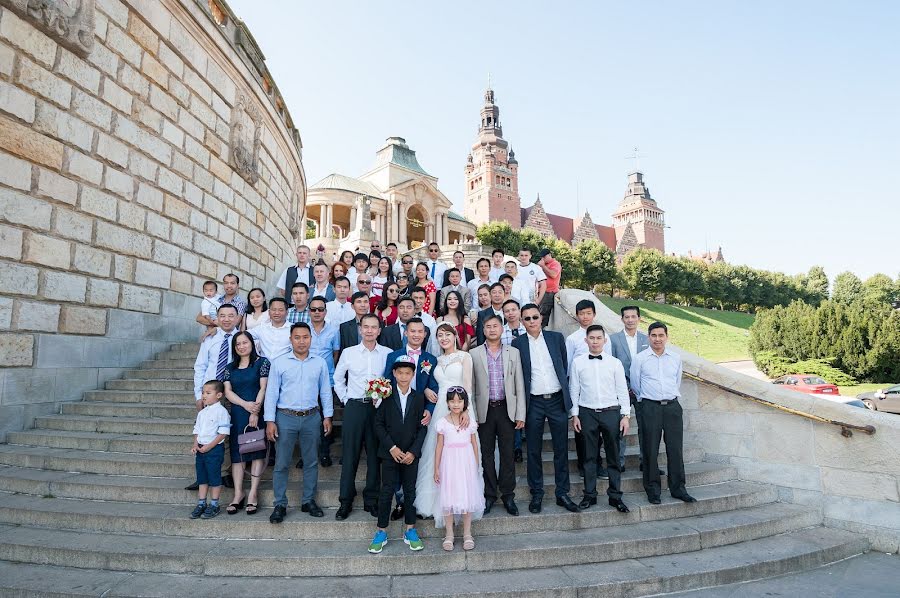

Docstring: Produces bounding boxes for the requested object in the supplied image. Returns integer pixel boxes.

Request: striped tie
[215,333,232,380]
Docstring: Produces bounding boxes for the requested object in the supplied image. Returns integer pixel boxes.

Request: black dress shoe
[609,498,630,513]
[672,493,697,503]
[184,481,199,491]
[514,449,523,463]
[222,473,234,489]
[556,495,580,513]
[578,467,585,478]
[320,455,332,468]
[648,496,661,505]
[391,504,404,521]
[364,504,378,518]
[335,503,352,520]
[295,459,304,469]
[528,497,542,513]
[483,499,495,515]
[578,496,597,510]
[269,505,286,524]
[502,498,519,516]
[301,500,324,517]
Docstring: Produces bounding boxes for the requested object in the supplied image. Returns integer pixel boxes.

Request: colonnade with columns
[307,196,450,248]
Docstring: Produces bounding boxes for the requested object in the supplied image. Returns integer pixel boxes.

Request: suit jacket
[375,388,428,459]
[609,330,649,386]
[475,306,504,346]
[379,322,431,351]
[512,330,572,411]
[470,343,526,425]
[442,267,475,288]
[339,318,360,352]
[309,283,336,302]
[384,346,439,413]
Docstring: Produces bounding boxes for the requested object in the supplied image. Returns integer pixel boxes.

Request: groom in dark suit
[384,318,439,413]
[512,303,580,514]
[370,356,428,553]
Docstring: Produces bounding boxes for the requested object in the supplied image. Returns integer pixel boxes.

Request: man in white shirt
[438,268,472,312]
[386,242,403,274]
[570,325,630,513]
[489,248,506,282]
[468,258,493,298]
[193,304,239,410]
[424,242,446,288]
[500,269,530,307]
[325,277,355,326]
[276,245,314,303]
[500,299,526,346]
[409,287,437,334]
[333,314,392,520]
[515,248,547,306]
[443,250,474,286]
[250,298,292,360]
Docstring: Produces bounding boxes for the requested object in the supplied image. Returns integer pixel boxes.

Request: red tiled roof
[520,207,617,249]
[595,225,617,249]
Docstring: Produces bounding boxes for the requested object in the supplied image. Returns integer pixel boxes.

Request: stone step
[170,342,200,352]
[105,379,194,391]
[0,501,826,577]
[63,401,195,419]
[0,461,736,510]
[141,358,197,369]
[0,444,702,478]
[157,349,202,360]
[121,368,195,380]
[83,390,194,404]
[34,414,194,435]
[0,526,866,597]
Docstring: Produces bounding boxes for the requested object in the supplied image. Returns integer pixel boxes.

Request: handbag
[237,425,266,455]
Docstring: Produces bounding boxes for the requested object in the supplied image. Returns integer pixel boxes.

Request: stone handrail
[553,289,900,553]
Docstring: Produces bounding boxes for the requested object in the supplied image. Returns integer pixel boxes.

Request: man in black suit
[475,282,507,345]
[442,250,475,287]
[338,291,370,353]
[512,303,580,514]
[370,356,428,552]
[379,297,430,350]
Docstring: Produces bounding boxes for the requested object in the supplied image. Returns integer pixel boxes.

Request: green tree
[620,248,666,300]
[831,271,862,305]
[804,266,829,303]
[475,222,522,256]
[574,239,617,290]
[862,273,896,305]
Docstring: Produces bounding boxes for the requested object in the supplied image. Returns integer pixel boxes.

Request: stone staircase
[0,342,869,596]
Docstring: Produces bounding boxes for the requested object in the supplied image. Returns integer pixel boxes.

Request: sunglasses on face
[388,288,399,293]
[522,315,541,322]
[309,307,326,312]
[357,280,371,284]
[397,275,408,280]
[402,260,413,265]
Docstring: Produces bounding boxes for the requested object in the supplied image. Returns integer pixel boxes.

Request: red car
[772,375,840,395]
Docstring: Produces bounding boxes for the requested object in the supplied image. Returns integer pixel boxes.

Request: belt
[581,405,621,413]
[643,398,678,406]
[531,391,562,399]
[488,399,506,407]
[278,406,319,417]
[348,397,373,403]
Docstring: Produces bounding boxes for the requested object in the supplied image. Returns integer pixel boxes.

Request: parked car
[772,375,840,395]
[819,395,867,410]
[857,385,900,414]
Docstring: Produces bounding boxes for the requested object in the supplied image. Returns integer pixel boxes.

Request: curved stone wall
[0,0,304,437]
[555,289,900,553]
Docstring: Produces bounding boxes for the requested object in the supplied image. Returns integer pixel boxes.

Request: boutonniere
[420,360,432,375]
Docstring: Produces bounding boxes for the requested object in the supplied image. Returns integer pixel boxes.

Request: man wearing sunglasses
[512,304,580,514]
[308,297,340,467]
[424,242,447,287]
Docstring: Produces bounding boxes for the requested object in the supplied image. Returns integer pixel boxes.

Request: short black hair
[476,257,490,267]
[576,299,596,314]
[203,379,225,394]
[505,260,518,267]
[360,313,380,326]
[586,324,605,336]
[410,286,426,296]
[492,248,504,256]
[334,276,350,287]
[477,283,491,293]
[291,282,309,292]
[648,321,668,335]
[447,267,460,276]
[269,297,288,308]
[387,242,397,249]
[397,297,416,308]
[502,299,520,310]
[217,303,238,314]
[290,322,311,334]
[489,282,505,292]
[483,314,503,327]
[621,305,641,317]
[499,273,513,282]
[428,242,440,248]
[203,280,217,289]
[518,247,532,255]
[309,296,327,307]
[405,316,425,329]
[520,303,540,316]
[223,273,239,284]
[351,291,369,303]
[453,250,464,257]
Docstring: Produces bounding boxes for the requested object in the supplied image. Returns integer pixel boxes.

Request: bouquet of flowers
[365,376,393,407]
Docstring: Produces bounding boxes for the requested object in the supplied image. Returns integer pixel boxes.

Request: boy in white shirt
[190,380,231,519]
[198,281,221,341]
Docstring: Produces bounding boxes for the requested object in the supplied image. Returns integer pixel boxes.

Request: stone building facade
[0,0,305,439]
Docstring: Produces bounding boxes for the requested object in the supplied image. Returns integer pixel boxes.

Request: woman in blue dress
[223,331,270,515]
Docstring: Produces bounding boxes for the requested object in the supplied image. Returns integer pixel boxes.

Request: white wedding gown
[414,350,480,525]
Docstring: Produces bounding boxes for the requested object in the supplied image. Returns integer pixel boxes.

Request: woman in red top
[436,290,474,350]
[413,262,437,315]
[374,282,400,326]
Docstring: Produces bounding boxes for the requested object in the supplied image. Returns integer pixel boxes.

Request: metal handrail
[553,295,876,438]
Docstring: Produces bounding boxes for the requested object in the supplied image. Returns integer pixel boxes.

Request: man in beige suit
[470,314,526,516]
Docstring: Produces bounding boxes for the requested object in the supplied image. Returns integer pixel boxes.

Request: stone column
[325,203,334,238]
[349,206,357,232]
[398,202,407,245]
[441,213,449,245]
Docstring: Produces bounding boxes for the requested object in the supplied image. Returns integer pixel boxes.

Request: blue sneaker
[404,528,424,551]
[368,530,388,554]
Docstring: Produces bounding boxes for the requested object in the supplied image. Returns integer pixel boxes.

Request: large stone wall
[554,290,900,553]
[0,0,305,439]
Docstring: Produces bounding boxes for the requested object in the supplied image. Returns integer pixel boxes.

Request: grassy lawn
[839,383,895,397]
[597,296,755,363]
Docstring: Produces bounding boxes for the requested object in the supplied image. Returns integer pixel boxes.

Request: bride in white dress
[415,323,477,524]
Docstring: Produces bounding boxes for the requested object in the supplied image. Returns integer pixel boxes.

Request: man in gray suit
[471,314,526,516]
[608,305,652,472]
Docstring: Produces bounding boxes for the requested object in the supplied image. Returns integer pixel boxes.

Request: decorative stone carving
[523,194,554,238]
[355,195,373,232]
[0,0,95,57]
[228,91,262,185]
[286,177,302,237]
[616,222,640,257]
[572,211,601,246]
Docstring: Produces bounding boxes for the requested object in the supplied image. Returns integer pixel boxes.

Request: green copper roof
[374,137,430,176]
[309,173,383,197]
[448,210,471,223]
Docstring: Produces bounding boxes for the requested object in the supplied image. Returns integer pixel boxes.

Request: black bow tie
[589,355,603,360]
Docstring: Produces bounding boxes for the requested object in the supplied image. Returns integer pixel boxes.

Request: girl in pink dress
[434,388,485,551]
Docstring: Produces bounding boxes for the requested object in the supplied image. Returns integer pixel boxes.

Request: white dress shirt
[467,277,492,298]
[527,332,561,394]
[193,328,235,401]
[333,343,392,405]
[489,266,505,283]
[426,260,447,287]
[630,347,683,403]
[250,321,292,360]
[566,327,611,372]
[569,353,630,417]
[398,387,411,418]
[509,279,531,306]
[625,331,638,357]
[276,264,311,290]
[325,299,355,325]
[193,402,231,444]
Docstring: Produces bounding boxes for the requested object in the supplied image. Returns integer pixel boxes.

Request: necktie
[511,329,520,337]
[215,333,232,380]
[589,354,603,360]
[407,348,421,357]
[430,262,436,279]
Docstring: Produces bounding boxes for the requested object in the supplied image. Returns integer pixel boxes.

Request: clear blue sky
[230,0,899,281]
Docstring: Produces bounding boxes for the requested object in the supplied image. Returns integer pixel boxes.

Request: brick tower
[612,171,665,253]
[464,88,521,228]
